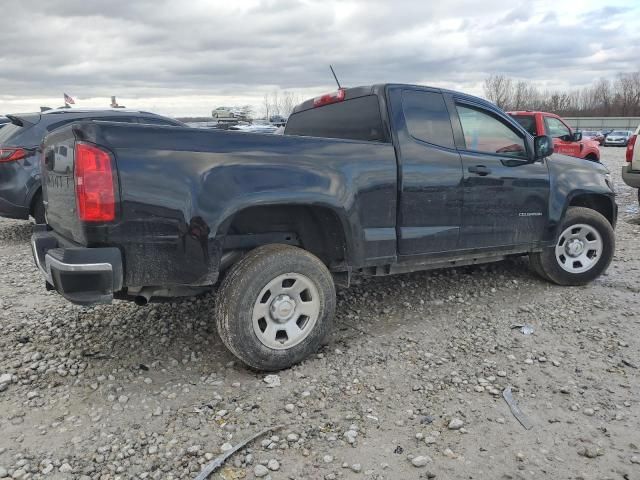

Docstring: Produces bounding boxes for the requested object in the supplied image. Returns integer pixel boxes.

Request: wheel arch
[565,193,616,227]
[217,203,353,270]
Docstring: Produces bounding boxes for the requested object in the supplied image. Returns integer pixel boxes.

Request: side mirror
[572,132,582,142]
[534,135,554,159]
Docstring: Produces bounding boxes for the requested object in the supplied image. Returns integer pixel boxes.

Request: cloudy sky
[1,0,639,117]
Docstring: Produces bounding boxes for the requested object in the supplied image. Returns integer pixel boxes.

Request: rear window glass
[510,115,537,136]
[0,123,23,143]
[285,95,387,142]
[402,90,454,148]
[0,123,40,146]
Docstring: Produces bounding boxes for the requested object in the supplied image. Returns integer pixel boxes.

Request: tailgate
[41,125,85,243]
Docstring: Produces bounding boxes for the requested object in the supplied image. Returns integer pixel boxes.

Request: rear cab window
[401,90,454,148]
[510,115,537,136]
[285,95,388,142]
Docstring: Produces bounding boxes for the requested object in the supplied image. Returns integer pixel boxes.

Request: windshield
[610,131,629,136]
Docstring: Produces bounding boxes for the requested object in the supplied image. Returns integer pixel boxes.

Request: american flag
[64,93,75,105]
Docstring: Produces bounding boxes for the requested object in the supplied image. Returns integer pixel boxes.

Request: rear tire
[32,193,46,224]
[215,244,335,371]
[529,207,614,285]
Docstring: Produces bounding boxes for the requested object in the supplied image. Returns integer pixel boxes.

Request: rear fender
[214,199,359,266]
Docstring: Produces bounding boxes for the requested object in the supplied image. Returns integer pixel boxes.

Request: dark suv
[0,109,185,223]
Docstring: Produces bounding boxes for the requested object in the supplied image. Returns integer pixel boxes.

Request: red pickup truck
[508,111,600,162]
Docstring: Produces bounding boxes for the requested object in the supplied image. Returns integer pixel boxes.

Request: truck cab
[508,111,600,162]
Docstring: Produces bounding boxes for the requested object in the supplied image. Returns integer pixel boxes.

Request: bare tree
[615,72,640,116]
[239,105,254,121]
[482,72,640,116]
[270,91,280,117]
[592,78,613,115]
[511,81,525,110]
[278,91,301,117]
[262,93,271,121]
[483,75,513,110]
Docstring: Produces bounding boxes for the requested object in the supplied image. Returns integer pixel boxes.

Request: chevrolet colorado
[32,84,617,370]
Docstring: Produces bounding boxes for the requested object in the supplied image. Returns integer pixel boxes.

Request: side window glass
[456,105,527,158]
[402,90,454,148]
[544,117,571,138]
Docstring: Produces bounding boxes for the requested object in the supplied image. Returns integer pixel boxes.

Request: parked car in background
[603,130,632,147]
[0,109,184,223]
[33,84,616,370]
[580,130,605,145]
[621,125,640,203]
[508,111,600,161]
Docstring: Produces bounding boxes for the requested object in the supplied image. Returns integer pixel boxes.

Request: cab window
[456,105,527,158]
[402,90,455,148]
[544,116,571,139]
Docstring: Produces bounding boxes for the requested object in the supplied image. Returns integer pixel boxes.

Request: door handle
[468,165,491,176]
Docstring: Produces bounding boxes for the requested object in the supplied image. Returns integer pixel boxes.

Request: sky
[1,0,639,117]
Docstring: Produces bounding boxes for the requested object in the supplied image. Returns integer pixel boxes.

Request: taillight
[74,142,116,222]
[313,89,345,107]
[626,134,637,163]
[0,147,27,163]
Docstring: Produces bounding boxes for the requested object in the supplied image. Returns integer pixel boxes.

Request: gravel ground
[1,147,639,480]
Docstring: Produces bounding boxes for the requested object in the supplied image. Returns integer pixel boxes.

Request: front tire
[215,244,336,371]
[529,207,614,285]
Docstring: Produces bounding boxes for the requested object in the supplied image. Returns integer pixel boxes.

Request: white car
[604,130,633,146]
[621,124,640,203]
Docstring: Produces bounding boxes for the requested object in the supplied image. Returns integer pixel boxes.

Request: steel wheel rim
[252,272,320,350]
[555,223,602,274]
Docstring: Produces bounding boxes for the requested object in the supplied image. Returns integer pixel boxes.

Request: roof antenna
[330,65,342,90]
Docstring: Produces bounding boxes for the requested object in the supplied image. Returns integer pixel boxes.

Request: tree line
[262,91,302,120]
[483,72,640,116]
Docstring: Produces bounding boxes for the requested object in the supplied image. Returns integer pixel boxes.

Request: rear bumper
[0,196,29,220]
[622,165,640,188]
[31,225,123,305]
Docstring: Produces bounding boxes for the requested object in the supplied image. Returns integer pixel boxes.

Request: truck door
[544,115,580,157]
[388,87,463,256]
[449,98,550,249]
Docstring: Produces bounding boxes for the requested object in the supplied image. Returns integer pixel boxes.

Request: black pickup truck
[32,84,617,370]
